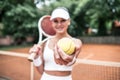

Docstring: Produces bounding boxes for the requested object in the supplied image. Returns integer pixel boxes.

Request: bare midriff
[45,70,71,76]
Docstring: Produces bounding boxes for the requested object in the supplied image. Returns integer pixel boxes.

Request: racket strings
[40,17,56,36]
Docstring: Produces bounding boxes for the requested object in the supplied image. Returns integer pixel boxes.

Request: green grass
[0,44,32,51]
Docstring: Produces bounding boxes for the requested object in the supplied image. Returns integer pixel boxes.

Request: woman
[29,7,82,80]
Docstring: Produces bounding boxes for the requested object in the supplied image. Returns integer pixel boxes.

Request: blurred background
[0,0,120,80]
[0,0,120,46]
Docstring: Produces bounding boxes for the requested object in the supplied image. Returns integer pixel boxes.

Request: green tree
[73,0,120,36]
[1,0,120,45]
[1,0,42,44]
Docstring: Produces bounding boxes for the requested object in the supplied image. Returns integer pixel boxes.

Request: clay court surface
[0,44,120,80]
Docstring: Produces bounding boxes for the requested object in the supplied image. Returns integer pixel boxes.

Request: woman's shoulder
[72,37,82,45]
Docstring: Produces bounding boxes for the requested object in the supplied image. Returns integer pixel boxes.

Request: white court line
[76,59,120,67]
[0,50,28,58]
[73,53,94,67]
[82,53,94,60]
[76,53,120,67]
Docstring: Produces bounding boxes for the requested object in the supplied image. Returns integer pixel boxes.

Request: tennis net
[72,59,120,80]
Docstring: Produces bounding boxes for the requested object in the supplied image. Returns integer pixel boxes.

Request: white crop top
[43,40,72,71]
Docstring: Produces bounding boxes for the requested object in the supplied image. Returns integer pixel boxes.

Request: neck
[55,32,70,39]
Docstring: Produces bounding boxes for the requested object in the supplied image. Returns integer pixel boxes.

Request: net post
[30,62,34,80]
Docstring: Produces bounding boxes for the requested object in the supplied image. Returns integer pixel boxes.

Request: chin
[57,31,65,34]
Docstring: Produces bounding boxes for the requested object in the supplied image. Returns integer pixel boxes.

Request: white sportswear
[43,40,72,71]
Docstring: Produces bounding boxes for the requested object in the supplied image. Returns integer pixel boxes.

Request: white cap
[50,7,70,20]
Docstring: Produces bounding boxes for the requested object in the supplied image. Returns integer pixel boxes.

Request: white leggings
[40,72,72,80]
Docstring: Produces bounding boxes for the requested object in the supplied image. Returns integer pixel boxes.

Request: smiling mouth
[57,26,64,30]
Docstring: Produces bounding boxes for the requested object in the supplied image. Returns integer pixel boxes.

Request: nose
[57,22,62,26]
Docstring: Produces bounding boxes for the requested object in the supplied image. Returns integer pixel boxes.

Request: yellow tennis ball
[57,37,75,55]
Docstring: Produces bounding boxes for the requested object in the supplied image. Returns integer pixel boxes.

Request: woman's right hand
[29,44,42,59]
[29,44,43,68]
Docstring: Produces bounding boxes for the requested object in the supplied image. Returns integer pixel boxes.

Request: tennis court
[0,44,120,80]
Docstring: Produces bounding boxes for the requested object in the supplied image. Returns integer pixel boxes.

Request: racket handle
[28,38,49,62]
[28,53,36,62]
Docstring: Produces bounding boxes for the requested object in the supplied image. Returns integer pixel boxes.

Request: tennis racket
[28,15,56,61]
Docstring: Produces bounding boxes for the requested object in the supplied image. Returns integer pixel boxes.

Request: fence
[1,36,120,46]
[79,36,120,44]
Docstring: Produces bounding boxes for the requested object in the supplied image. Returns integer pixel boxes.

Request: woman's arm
[29,43,45,75]
[35,56,44,74]
[54,38,82,65]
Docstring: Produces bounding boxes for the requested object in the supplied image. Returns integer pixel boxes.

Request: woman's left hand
[54,39,82,65]
[54,45,68,65]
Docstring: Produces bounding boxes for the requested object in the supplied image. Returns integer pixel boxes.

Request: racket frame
[28,15,53,61]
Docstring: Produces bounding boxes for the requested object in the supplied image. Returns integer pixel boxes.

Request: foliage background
[0,0,120,44]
